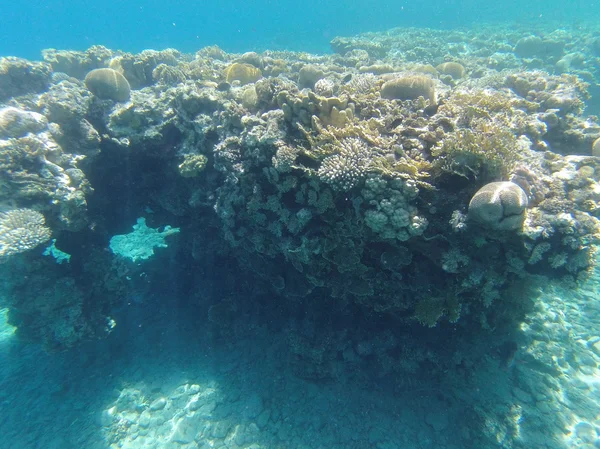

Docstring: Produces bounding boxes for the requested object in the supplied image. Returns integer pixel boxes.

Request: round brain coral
[380,75,436,104]
[84,68,131,102]
[436,62,466,80]
[224,63,262,85]
[468,181,528,231]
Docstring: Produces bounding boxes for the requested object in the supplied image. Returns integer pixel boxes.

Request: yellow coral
[178,154,208,177]
[224,62,262,85]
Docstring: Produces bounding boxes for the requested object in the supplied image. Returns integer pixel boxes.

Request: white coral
[0,209,52,257]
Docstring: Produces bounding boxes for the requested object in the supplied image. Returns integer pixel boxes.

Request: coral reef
[0,57,52,101]
[1,26,600,449]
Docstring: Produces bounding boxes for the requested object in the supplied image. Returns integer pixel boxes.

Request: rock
[575,421,597,443]
[514,36,565,58]
[0,57,52,101]
[170,416,200,444]
[256,409,271,429]
[243,393,264,420]
[149,397,167,411]
[211,420,232,439]
[0,107,48,138]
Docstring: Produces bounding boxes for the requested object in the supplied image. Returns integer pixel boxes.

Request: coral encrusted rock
[468,181,529,231]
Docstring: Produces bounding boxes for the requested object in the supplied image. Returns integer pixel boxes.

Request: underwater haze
[1,0,600,58]
[3,0,600,449]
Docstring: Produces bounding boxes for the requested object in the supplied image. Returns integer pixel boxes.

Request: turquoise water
[2,1,600,448]
[2,0,599,58]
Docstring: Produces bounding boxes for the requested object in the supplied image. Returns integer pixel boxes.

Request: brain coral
[84,68,131,102]
[224,63,262,85]
[468,181,528,231]
[436,62,465,80]
[380,75,436,104]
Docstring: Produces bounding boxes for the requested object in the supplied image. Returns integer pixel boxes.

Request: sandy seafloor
[0,262,599,449]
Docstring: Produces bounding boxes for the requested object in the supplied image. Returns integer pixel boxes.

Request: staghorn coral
[0,209,52,257]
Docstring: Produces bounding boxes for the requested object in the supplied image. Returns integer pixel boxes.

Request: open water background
[1,0,599,58]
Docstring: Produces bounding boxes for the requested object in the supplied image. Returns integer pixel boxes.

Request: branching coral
[317,137,372,191]
[431,119,522,181]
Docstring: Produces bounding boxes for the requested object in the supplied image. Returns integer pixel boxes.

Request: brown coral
[224,62,262,85]
[84,68,131,102]
[380,75,436,104]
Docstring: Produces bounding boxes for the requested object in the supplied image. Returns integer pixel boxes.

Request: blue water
[1,0,599,59]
